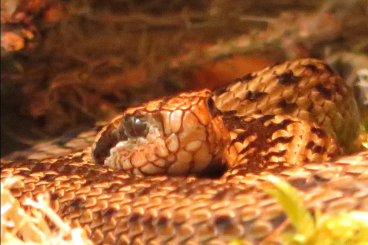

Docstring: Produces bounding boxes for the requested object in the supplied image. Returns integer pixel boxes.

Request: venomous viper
[2,58,368,245]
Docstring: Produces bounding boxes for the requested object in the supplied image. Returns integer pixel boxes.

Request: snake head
[92,89,230,176]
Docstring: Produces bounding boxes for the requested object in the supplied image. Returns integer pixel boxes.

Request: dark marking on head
[278,99,297,113]
[206,97,222,117]
[245,90,268,101]
[277,70,301,86]
[316,83,334,99]
[213,86,228,96]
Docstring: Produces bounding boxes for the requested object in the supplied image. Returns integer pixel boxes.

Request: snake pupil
[122,115,149,138]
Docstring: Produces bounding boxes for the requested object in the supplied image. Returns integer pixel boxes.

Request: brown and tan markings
[1,59,367,245]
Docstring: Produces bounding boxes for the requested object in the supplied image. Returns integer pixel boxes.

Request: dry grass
[1,176,93,245]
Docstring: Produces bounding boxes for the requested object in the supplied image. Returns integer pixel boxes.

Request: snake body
[2,59,368,245]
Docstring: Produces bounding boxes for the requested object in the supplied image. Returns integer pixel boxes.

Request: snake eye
[122,115,149,138]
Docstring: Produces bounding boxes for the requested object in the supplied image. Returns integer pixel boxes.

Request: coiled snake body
[2,59,368,244]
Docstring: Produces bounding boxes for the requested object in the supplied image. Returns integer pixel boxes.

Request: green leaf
[264,175,315,237]
[264,176,368,245]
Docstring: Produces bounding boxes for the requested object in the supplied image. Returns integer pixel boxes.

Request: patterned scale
[1,59,368,245]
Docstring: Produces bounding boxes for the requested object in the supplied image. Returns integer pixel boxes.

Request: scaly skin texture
[1,59,367,245]
[92,90,230,176]
[212,59,359,152]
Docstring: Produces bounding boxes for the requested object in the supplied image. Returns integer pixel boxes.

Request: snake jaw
[92,89,231,176]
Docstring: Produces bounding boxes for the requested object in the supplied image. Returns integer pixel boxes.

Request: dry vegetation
[1,176,93,245]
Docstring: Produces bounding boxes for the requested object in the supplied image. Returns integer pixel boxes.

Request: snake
[2,58,368,245]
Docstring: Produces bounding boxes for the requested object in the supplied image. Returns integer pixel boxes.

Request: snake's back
[1,58,368,245]
[2,151,368,244]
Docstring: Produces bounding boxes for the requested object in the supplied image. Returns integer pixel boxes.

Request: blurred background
[1,0,367,156]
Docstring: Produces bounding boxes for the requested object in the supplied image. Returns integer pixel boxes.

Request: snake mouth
[91,115,125,166]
